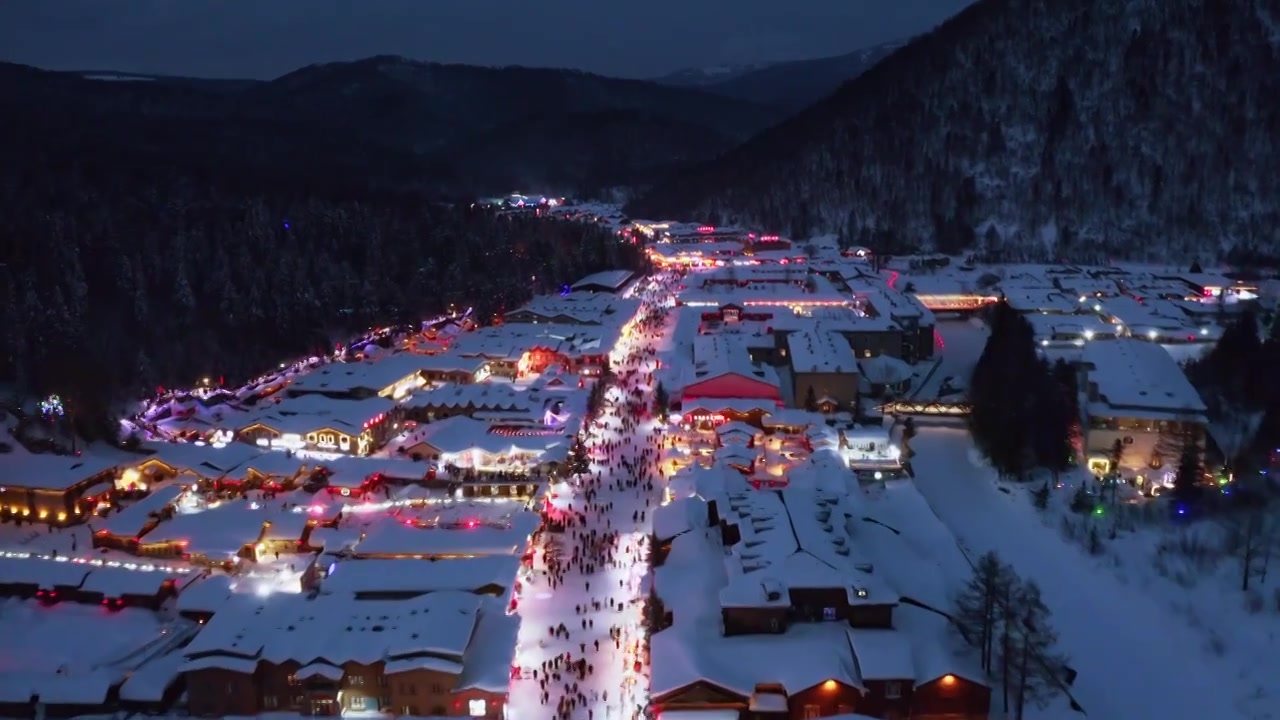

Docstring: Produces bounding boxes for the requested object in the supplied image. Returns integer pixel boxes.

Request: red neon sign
[697,226,715,234]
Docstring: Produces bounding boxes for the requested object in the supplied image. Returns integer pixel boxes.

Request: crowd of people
[510,273,677,720]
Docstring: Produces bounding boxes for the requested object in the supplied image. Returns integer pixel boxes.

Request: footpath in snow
[508,275,677,720]
[910,426,1257,720]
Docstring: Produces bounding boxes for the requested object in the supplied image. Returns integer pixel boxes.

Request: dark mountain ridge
[628,0,1280,263]
[3,56,782,196]
[695,39,909,111]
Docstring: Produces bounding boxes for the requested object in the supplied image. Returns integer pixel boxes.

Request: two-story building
[649,488,990,720]
[1079,339,1208,483]
[0,453,118,526]
[180,592,517,718]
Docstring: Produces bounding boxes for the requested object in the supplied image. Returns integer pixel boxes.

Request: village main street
[507,273,679,720]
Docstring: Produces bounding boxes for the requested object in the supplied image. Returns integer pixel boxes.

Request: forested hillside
[0,67,643,434]
[629,0,1280,263]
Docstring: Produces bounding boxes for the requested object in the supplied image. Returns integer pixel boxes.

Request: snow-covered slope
[629,0,1280,262]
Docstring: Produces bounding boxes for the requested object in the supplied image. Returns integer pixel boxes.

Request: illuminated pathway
[508,274,677,720]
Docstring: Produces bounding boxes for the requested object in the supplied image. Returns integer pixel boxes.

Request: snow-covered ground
[509,272,678,720]
[912,318,988,399]
[910,427,1273,719]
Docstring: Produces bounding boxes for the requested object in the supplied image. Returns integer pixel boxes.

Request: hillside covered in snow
[628,0,1280,263]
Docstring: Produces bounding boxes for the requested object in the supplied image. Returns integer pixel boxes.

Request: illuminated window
[469,699,486,717]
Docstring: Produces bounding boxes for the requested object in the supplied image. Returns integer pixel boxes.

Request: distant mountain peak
[652,62,775,87]
[687,38,912,112]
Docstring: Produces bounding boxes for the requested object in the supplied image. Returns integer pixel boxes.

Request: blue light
[1176,505,1187,516]
[283,221,291,230]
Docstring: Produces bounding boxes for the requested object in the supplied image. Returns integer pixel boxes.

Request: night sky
[0,0,973,80]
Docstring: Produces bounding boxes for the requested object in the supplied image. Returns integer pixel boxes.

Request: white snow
[910,427,1261,719]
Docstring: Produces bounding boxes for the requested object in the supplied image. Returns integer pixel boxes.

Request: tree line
[1183,307,1280,592]
[0,127,644,439]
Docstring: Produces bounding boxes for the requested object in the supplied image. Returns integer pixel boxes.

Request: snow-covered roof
[0,670,116,706]
[321,455,433,482]
[0,452,120,491]
[141,502,305,558]
[98,484,186,537]
[653,496,710,543]
[650,622,863,698]
[0,557,91,588]
[506,292,640,324]
[321,556,521,596]
[714,421,758,437]
[858,354,913,386]
[353,511,541,558]
[451,322,622,360]
[666,463,742,505]
[718,487,896,608]
[680,274,847,307]
[79,566,179,597]
[183,590,484,667]
[456,598,521,691]
[138,441,261,476]
[239,395,396,436]
[244,451,312,478]
[286,353,434,394]
[176,574,234,614]
[571,269,634,292]
[652,529,730,630]
[682,397,777,414]
[787,329,857,373]
[408,415,572,456]
[1002,289,1080,314]
[1082,339,1206,418]
[1098,296,1199,332]
[848,629,915,680]
[404,382,534,412]
[296,661,344,681]
[408,353,490,374]
[119,651,186,702]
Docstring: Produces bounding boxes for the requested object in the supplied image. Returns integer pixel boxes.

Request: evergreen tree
[1032,481,1050,510]
[1069,483,1094,514]
[1031,361,1075,482]
[566,437,591,477]
[1172,425,1204,505]
[969,302,1043,478]
[1087,525,1102,555]
[653,382,670,419]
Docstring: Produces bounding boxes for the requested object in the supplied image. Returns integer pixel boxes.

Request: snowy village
[2,211,1279,720]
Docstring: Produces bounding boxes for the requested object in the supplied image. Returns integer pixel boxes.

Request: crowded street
[508,273,679,720]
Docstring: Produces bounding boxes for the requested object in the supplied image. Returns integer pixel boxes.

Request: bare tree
[953,551,1016,674]
[1005,580,1068,720]
[1219,505,1279,592]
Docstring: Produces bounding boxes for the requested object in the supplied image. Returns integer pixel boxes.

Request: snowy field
[910,427,1276,719]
